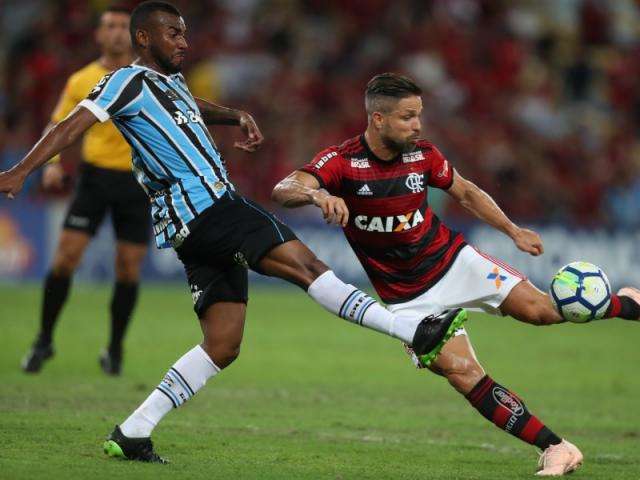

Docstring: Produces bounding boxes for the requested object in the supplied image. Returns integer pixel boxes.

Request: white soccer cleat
[536,439,583,476]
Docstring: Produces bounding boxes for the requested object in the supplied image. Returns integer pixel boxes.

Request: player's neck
[99,53,134,71]
[364,129,399,161]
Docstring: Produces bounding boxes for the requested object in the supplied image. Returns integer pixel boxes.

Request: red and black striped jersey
[299,135,466,304]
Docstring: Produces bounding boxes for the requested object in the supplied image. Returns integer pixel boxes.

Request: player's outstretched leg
[258,240,466,362]
[104,302,245,463]
[22,230,91,373]
[501,281,640,325]
[407,334,583,476]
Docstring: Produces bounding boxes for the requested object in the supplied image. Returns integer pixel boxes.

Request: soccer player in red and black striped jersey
[273,73,640,475]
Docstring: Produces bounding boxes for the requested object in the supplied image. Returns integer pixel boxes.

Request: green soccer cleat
[410,308,467,367]
[103,425,168,464]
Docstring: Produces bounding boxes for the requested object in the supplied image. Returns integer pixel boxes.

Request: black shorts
[176,193,298,318]
[63,164,151,244]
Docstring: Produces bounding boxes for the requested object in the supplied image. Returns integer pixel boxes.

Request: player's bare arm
[194,97,263,153]
[446,170,543,256]
[0,106,98,198]
[272,170,349,227]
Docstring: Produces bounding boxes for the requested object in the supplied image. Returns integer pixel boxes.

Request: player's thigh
[430,333,485,395]
[500,280,562,326]
[114,240,148,282]
[51,228,93,274]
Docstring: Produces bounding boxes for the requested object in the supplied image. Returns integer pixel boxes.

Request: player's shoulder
[410,139,447,163]
[414,139,438,154]
[315,136,362,159]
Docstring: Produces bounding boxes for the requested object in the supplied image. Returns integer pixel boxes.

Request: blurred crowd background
[2,0,640,228]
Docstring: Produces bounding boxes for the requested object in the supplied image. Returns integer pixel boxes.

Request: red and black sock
[605,295,640,320]
[466,375,561,450]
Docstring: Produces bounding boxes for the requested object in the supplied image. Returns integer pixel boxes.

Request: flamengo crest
[405,173,424,193]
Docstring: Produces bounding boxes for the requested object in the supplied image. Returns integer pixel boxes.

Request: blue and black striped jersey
[79,64,234,249]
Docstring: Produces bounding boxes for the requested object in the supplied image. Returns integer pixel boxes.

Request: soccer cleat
[99,349,122,376]
[103,425,168,464]
[536,439,583,476]
[21,342,54,373]
[410,308,467,367]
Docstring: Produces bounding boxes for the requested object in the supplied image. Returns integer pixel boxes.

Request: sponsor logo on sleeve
[314,151,338,169]
[437,160,450,178]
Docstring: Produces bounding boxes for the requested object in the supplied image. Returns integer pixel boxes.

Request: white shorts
[388,245,526,337]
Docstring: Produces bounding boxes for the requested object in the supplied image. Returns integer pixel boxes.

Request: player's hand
[42,162,65,190]
[512,227,543,256]
[0,168,27,199]
[234,112,264,153]
[312,190,349,227]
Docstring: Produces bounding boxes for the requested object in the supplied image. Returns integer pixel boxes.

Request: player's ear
[135,29,149,49]
[371,111,385,130]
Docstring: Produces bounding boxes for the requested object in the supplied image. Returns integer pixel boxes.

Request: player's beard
[381,134,417,154]
[151,45,182,74]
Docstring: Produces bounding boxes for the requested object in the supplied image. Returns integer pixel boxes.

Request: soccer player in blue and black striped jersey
[0,1,466,463]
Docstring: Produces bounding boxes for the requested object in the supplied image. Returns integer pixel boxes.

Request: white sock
[307,270,421,343]
[120,345,220,438]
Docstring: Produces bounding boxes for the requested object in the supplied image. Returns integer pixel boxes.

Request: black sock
[37,271,72,346]
[108,281,139,355]
[466,376,562,450]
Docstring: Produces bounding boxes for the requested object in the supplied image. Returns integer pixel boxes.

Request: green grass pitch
[0,283,638,479]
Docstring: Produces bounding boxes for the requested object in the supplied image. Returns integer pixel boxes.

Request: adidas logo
[357,184,373,196]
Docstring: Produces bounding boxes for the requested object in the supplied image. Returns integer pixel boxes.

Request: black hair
[365,73,422,115]
[130,1,182,47]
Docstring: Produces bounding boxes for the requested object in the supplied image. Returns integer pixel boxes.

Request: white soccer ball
[549,261,611,323]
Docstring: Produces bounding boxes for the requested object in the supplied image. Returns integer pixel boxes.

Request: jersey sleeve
[298,147,343,193]
[427,145,454,190]
[51,74,83,123]
[79,68,144,122]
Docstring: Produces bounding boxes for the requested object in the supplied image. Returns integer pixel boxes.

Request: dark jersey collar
[360,134,416,165]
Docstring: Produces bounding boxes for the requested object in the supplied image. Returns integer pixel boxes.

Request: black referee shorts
[176,192,298,318]
[63,164,151,245]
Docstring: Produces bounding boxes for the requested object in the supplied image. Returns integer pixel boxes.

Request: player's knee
[51,247,83,276]
[115,256,142,282]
